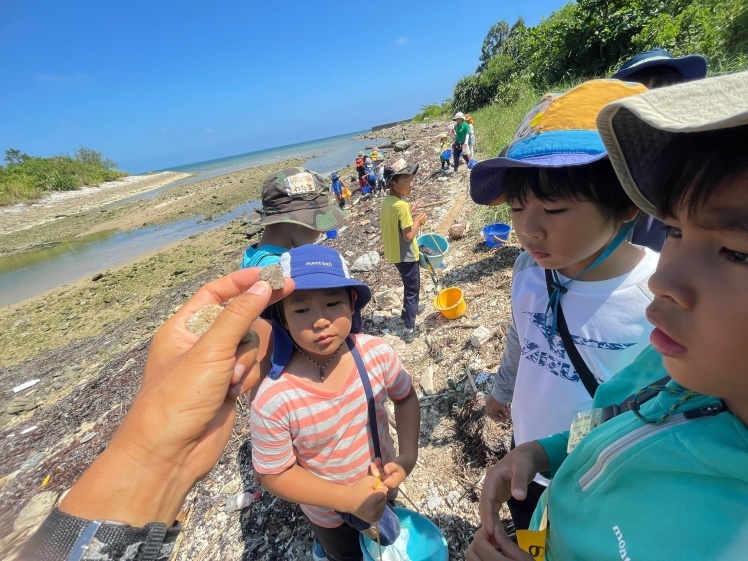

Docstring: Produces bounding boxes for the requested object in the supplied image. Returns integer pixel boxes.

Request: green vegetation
[451,0,747,113]
[0,147,127,205]
[412,100,453,122]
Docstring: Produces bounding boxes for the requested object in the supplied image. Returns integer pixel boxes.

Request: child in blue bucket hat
[470,79,660,529]
[251,244,420,561]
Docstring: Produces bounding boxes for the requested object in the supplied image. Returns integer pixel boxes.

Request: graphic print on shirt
[520,312,637,383]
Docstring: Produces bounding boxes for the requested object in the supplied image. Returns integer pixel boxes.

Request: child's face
[281,287,355,360]
[646,170,748,402]
[509,191,625,277]
[390,174,415,197]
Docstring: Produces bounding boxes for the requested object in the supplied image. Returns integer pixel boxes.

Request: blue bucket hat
[332,172,340,180]
[612,48,708,83]
[268,244,372,379]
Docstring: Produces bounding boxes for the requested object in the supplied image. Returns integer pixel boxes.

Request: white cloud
[35,72,91,85]
[395,37,408,47]
[205,128,215,134]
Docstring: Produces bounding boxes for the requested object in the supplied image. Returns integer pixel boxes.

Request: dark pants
[395,260,420,329]
[308,520,362,561]
[453,144,470,171]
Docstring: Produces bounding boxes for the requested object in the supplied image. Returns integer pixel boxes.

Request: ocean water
[0,130,391,307]
[162,130,390,181]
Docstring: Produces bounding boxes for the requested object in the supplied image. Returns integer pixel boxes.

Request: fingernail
[247,281,270,295]
[234,363,246,378]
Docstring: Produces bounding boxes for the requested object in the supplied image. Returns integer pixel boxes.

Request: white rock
[470,326,492,348]
[420,366,435,395]
[374,289,401,310]
[14,491,59,532]
[350,251,380,272]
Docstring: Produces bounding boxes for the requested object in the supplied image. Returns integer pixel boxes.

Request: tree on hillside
[73,146,118,170]
[5,148,29,166]
[478,20,510,72]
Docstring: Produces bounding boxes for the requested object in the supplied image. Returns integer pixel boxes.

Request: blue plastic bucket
[467,158,478,169]
[360,507,448,561]
[326,229,338,239]
[441,149,452,160]
[482,223,511,248]
[416,234,449,270]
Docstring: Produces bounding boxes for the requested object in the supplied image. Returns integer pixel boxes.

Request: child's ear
[349,289,358,310]
[624,207,641,223]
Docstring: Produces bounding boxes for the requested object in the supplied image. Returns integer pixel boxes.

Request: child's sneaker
[312,538,328,561]
[402,326,420,343]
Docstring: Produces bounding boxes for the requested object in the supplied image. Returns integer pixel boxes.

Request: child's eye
[326,300,342,307]
[510,206,524,213]
[721,249,748,265]
[664,225,682,238]
[293,308,310,314]
[544,208,567,215]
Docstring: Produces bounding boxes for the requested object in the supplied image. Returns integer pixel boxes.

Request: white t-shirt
[492,248,658,484]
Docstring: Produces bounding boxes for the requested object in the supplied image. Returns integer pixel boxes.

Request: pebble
[20,452,47,472]
[259,264,285,290]
[14,491,59,532]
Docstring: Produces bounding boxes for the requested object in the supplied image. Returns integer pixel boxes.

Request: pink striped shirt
[251,334,412,527]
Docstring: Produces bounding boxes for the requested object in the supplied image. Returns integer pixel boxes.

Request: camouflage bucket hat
[250,167,350,231]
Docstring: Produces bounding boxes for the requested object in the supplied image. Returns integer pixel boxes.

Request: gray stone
[373,289,401,310]
[6,397,38,415]
[393,140,413,152]
[13,491,59,532]
[350,251,380,272]
[470,326,493,348]
[20,452,46,472]
[420,366,435,395]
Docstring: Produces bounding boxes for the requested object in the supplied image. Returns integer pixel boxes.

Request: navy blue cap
[612,48,708,83]
[267,245,372,379]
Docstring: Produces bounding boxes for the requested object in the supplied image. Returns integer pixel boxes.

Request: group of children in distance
[355,148,386,198]
[235,48,747,560]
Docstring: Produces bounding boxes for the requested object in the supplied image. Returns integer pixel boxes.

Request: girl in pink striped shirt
[251,245,421,561]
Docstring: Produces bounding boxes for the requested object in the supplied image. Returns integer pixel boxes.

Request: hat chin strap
[544,215,639,342]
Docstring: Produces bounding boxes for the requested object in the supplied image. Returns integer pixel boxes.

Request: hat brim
[612,54,708,83]
[598,71,748,219]
[291,273,372,311]
[248,203,350,231]
[385,163,420,186]
[469,153,608,206]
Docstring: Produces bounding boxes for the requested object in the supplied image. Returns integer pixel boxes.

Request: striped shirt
[251,334,412,527]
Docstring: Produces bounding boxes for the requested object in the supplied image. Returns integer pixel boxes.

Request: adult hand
[485,395,511,422]
[466,526,535,561]
[479,442,549,540]
[59,269,294,526]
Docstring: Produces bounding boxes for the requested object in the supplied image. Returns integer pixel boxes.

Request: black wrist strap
[545,269,599,398]
[20,508,181,561]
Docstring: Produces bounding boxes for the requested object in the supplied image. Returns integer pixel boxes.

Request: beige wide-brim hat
[597,71,748,219]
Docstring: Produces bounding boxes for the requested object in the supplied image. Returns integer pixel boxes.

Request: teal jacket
[533,355,748,560]
[240,244,287,269]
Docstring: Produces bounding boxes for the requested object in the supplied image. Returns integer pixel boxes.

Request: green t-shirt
[380,195,419,263]
[454,121,470,144]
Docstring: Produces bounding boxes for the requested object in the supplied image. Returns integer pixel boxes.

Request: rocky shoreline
[0,122,516,560]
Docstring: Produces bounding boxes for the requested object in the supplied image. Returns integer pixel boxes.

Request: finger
[510,469,527,501]
[369,461,381,480]
[494,527,534,560]
[479,469,502,537]
[469,527,508,561]
[195,279,294,357]
[169,269,262,324]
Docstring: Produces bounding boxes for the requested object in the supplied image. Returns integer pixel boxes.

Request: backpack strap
[346,336,382,460]
[545,269,599,398]
[601,375,671,422]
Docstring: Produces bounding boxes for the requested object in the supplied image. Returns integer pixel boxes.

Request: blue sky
[0,0,568,173]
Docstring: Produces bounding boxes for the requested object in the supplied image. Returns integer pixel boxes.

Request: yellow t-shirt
[380,195,419,263]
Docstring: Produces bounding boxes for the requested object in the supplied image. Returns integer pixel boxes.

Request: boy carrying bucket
[468,70,748,561]
[251,245,420,561]
[470,79,658,530]
[380,158,427,343]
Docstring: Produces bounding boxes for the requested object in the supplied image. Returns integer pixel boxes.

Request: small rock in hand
[259,264,285,290]
[187,303,258,344]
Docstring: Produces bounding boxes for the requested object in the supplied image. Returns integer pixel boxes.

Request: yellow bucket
[433,287,467,320]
